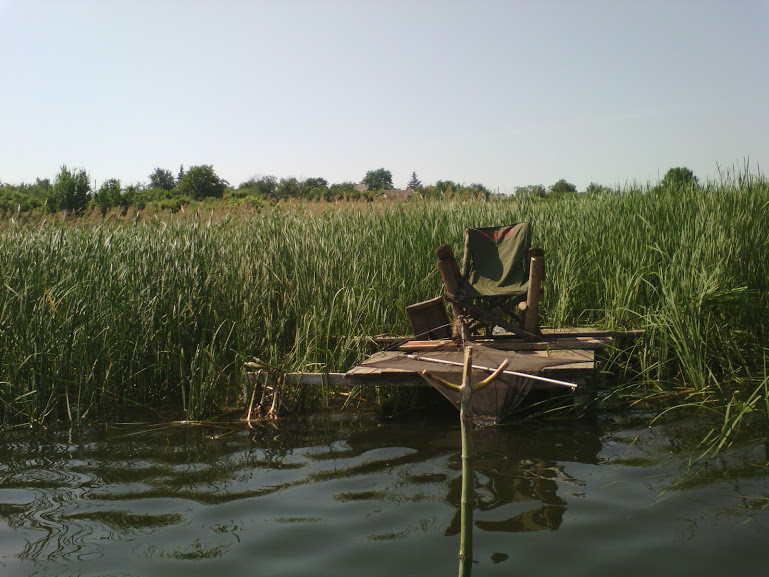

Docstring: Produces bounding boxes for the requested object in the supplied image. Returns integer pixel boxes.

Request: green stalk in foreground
[458,347,475,577]
[424,346,509,577]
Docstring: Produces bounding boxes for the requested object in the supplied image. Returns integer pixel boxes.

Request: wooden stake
[436,244,465,338]
[524,248,545,335]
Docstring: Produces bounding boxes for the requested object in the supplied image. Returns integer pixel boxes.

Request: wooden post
[524,248,544,335]
[461,228,472,278]
[517,300,528,328]
[436,245,465,338]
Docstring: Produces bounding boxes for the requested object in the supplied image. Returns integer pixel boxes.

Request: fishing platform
[247,223,642,423]
[261,327,639,423]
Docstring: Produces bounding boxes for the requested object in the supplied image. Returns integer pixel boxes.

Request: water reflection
[0,414,766,576]
[325,417,603,538]
[0,416,601,569]
[447,421,601,534]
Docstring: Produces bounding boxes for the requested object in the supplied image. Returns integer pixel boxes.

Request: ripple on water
[0,416,767,577]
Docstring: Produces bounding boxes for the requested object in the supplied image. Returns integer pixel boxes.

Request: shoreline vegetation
[1,167,768,460]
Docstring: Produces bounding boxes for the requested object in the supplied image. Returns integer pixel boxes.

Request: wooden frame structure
[244,223,643,422]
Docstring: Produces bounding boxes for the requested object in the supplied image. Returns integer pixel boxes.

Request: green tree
[549,179,578,197]
[301,177,329,200]
[434,180,458,194]
[149,168,176,191]
[21,178,52,209]
[362,168,393,192]
[464,182,491,199]
[329,182,358,200]
[50,165,91,212]
[515,185,547,198]
[661,167,698,190]
[0,182,40,214]
[275,177,301,199]
[94,178,123,215]
[407,172,422,191]
[176,165,228,200]
[237,176,278,197]
[121,184,141,209]
[586,182,612,195]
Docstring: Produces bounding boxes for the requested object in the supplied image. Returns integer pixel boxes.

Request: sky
[1,0,768,193]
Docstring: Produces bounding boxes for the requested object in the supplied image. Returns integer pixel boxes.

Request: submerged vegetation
[0,167,768,458]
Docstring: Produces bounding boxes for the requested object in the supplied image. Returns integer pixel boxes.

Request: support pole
[423,347,509,577]
[436,244,465,339]
[458,346,474,577]
[524,248,545,335]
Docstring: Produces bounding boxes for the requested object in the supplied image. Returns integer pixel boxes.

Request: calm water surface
[1,412,768,577]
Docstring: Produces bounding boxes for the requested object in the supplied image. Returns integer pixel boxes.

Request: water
[1,412,768,577]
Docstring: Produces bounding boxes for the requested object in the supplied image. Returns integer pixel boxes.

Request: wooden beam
[436,244,464,337]
[372,328,643,347]
[396,336,612,352]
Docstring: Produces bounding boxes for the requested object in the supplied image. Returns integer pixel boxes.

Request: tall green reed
[0,175,767,427]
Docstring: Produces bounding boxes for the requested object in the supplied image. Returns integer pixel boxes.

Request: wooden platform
[250,329,639,390]
[243,328,642,422]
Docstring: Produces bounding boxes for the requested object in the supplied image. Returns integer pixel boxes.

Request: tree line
[0,165,494,215]
[0,164,700,216]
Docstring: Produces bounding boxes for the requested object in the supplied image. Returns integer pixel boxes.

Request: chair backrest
[461,223,531,298]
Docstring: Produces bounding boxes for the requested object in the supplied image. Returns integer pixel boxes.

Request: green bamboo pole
[423,347,508,577]
[458,345,474,577]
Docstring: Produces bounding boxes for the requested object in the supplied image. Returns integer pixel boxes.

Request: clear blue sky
[1,0,767,193]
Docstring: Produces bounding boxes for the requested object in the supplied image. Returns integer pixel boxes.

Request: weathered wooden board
[373,327,643,347]
[397,336,612,352]
[246,327,626,392]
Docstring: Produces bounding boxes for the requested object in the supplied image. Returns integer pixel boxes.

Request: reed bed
[1,175,768,442]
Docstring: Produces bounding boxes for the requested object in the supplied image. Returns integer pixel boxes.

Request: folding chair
[436,223,544,341]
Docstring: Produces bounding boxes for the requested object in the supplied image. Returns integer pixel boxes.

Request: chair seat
[459,280,529,300]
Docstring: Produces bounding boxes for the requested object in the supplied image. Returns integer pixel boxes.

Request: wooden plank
[487,336,611,351]
[397,336,612,352]
[396,340,454,351]
[246,363,595,390]
[373,327,643,346]
[543,361,594,371]
[284,373,347,385]
[246,345,597,391]
[540,327,644,339]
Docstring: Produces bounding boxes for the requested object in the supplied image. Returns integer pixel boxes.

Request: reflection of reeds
[0,173,767,438]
